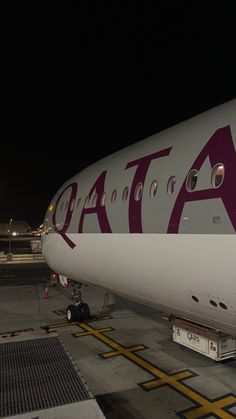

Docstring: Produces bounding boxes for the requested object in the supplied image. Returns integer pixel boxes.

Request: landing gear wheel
[79,303,91,320]
[66,305,78,322]
[66,282,92,322]
[76,303,91,321]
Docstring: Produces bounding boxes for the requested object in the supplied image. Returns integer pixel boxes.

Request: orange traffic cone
[44,284,49,299]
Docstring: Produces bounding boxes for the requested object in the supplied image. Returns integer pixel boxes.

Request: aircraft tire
[66,304,78,322]
[79,303,91,320]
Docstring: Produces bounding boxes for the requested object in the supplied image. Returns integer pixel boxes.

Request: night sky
[6,5,236,228]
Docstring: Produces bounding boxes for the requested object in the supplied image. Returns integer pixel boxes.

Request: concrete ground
[0,263,235,419]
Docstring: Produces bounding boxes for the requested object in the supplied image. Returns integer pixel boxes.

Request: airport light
[8,218,13,255]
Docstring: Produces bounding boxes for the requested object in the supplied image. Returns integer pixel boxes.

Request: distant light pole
[8,218,13,255]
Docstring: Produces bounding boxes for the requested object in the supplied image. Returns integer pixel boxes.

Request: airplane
[42,99,236,342]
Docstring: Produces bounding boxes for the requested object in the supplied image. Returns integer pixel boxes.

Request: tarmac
[0,263,235,418]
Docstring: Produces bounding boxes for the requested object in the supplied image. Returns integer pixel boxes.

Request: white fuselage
[42,99,236,336]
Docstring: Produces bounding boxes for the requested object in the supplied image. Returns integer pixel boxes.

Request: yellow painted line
[47,322,78,329]
[143,370,194,390]
[74,327,113,337]
[46,315,112,330]
[101,351,120,359]
[214,397,236,409]
[184,402,235,419]
[75,322,236,418]
[94,315,112,321]
[101,345,146,359]
[127,345,146,352]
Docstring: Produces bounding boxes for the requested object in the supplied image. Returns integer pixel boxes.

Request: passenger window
[101,192,106,206]
[186,170,198,192]
[122,187,129,201]
[150,180,158,198]
[70,198,75,211]
[111,189,117,203]
[211,164,224,188]
[92,194,98,207]
[167,176,176,194]
[84,197,89,208]
[134,183,143,201]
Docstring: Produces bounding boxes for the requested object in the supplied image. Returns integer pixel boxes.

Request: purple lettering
[126,148,172,232]
[168,126,236,233]
[52,182,77,248]
[78,171,112,233]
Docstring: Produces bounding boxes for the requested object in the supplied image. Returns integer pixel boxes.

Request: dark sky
[6,4,236,227]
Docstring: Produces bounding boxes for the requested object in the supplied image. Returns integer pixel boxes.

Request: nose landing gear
[66,281,91,322]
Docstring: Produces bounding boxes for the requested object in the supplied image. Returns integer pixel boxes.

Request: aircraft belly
[43,233,236,336]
